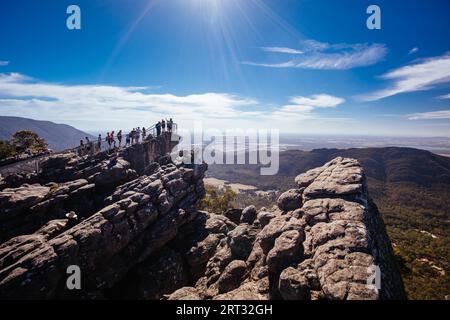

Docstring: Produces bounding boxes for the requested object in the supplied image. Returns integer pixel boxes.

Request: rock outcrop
[0,146,405,300]
[168,157,406,300]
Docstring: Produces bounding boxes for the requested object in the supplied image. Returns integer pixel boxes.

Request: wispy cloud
[359,53,450,101]
[0,60,9,66]
[276,94,345,118]
[437,93,450,99]
[408,110,450,120]
[0,73,258,124]
[408,47,419,55]
[243,40,387,70]
[0,72,347,131]
[260,47,304,55]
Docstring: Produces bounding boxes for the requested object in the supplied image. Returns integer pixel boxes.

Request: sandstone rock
[167,287,202,300]
[0,158,207,299]
[302,157,365,202]
[267,230,304,274]
[228,224,258,260]
[240,205,257,224]
[278,267,310,300]
[256,211,277,228]
[277,189,303,211]
[216,260,247,293]
[205,213,236,235]
[223,208,242,225]
[185,234,221,267]
[0,154,405,301]
[213,282,266,300]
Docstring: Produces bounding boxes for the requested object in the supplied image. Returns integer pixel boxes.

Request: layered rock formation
[168,157,406,300]
[0,144,405,300]
[0,132,177,242]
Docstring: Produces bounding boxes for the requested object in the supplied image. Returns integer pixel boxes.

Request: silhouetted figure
[130,129,135,144]
[142,127,146,139]
[161,119,166,132]
[136,127,141,143]
[156,121,161,136]
[66,211,78,228]
[126,133,130,147]
[85,137,91,154]
[111,131,116,148]
[98,134,102,151]
[79,139,85,156]
[117,130,123,148]
[168,118,173,133]
[106,132,111,149]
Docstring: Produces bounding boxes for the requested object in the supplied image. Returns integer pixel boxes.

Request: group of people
[78,136,97,156]
[155,118,174,136]
[78,119,175,156]
[102,127,146,150]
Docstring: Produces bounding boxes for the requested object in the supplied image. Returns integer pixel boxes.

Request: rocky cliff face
[0,140,405,300]
[166,157,405,300]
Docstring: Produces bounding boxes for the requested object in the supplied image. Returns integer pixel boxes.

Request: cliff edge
[0,148,405,299]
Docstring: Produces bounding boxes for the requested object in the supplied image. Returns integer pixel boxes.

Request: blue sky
[0,0,449,136]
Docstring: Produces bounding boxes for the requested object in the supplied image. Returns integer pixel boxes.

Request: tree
[0,140,15,160]
[11,130,48,155]
[198,186,237,214]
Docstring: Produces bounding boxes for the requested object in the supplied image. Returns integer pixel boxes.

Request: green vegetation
[207,147,450,300]
[0,140,15,160]
[0,130,48,160]
[11,130,48,154]
[198,186,237,214]
[373,181,450,300]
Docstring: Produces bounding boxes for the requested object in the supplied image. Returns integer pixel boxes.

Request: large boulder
[228,224,258,260]
[277,189,303,211]
[216,260,248,293]
[240,205,257,224]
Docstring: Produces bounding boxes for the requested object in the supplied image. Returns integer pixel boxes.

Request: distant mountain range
[208,147,450,189]
[0,116,94,151]
[208,147,450,299]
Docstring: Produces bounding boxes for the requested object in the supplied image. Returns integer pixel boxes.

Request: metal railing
[0,122,178,178]
[146,122,177,138]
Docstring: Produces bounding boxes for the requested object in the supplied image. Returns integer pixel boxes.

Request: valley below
[207,147,450,300]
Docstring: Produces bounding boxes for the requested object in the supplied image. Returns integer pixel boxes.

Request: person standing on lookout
[125,133,131,147]
[111,131,116,148]
[156,121,161,137]
[106,132,111,149]
[161,119,166,132]
[136,127,141,143]
[168,118,173,133]
[97,134,102,152]
[142,127,146,139]
[117,130,123,148]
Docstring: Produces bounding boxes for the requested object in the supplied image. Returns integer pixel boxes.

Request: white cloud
[244,40,387,70]
[260,47,304,55]
[289,94,345,108]
[359,53,450,101]
[437,93,450,99]
[278,94,345,118]
[408,110,450,120]
[0,73,260,128]
[0,72,347,132]
[0,61,9,66]
[408,47,419,55]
